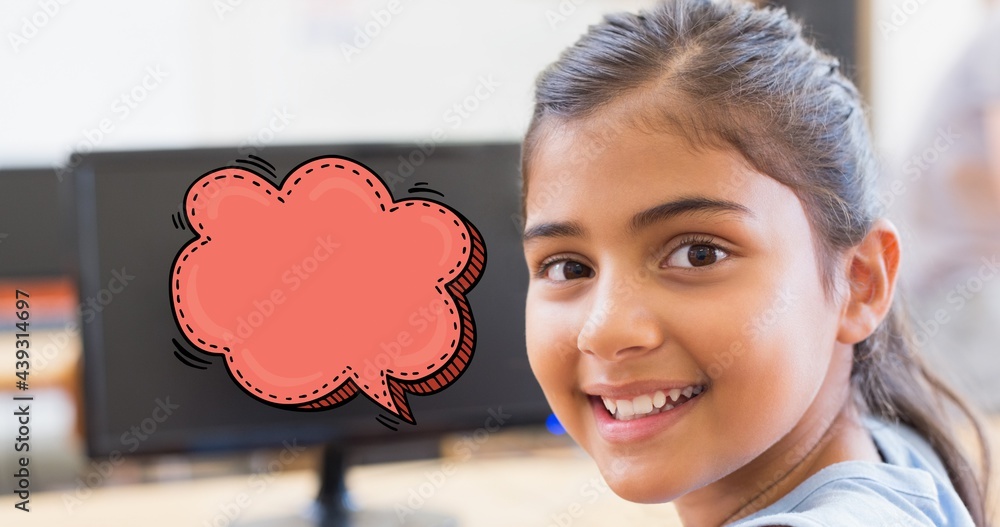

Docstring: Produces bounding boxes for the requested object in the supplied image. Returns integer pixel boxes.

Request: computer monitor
[0,167,74,279]
[69,143,549,525]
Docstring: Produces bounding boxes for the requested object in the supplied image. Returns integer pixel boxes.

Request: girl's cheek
[525,301,555,370]
[525,300,581,388]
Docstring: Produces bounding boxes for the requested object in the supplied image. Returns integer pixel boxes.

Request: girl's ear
[837,218,902,344]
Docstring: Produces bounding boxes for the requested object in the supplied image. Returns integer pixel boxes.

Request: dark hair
[521,0,991,523]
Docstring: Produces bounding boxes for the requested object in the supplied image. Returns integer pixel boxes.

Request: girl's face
[522,117,857,511]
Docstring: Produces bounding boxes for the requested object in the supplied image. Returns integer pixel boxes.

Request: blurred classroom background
[1,1,999,526]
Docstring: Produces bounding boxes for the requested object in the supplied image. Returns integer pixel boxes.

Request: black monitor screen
[72,143,549,458]
[0,168,73,278]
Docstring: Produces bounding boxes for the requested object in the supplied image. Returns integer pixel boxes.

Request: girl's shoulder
[728,418,975,527]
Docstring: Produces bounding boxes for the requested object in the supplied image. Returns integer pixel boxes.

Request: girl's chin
[593,457,689,504]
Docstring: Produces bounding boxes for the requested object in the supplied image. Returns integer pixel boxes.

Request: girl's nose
[576,273,665,361]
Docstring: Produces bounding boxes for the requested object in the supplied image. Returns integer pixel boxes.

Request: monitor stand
[238,444,458,527]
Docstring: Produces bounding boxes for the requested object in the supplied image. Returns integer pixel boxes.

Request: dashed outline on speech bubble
[168,155,486,424]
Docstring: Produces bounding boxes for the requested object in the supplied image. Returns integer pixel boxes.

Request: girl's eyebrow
[522,196,754,245]
[626,197,754,235]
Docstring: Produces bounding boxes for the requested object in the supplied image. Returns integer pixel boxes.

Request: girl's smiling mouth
[584,381,708,444]
[599,384,705,420]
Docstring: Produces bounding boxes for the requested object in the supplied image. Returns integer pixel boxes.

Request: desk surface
[0,445,681,527]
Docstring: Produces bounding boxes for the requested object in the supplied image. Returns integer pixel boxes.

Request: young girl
[519,1,992,525]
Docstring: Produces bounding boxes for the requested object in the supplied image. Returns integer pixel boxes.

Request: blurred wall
[0,0,650,170]
[869,0,988,163]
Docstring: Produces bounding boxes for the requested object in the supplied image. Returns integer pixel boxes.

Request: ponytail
[855,298,991,525]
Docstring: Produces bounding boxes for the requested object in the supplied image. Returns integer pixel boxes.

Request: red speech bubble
[170,156,485,423]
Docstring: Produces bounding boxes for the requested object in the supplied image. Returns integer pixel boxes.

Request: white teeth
[600,385,705,420]
[616,399,635,418]
[632,394,653,414]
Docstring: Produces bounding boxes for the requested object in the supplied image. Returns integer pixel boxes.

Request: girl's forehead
[525,120,765,215]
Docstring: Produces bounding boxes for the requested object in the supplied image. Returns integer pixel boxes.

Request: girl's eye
[542,260,594,281]
[665,242,729,269]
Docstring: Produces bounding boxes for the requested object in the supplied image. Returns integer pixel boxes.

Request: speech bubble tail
[357,371,416,424]
[384,381,416,424]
